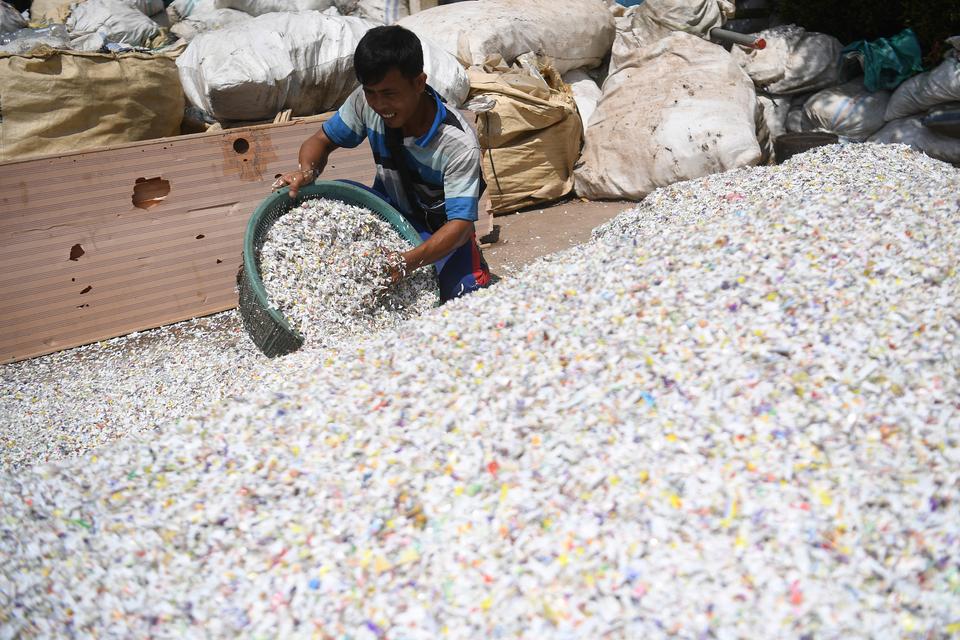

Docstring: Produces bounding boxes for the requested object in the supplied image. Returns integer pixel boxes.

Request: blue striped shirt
[322,85,482,223]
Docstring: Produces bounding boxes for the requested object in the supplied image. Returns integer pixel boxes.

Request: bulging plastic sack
[177,12,369,121]
[0,1,26,34]
[869,115,960,164]
[885,40,960,121]
[575,32,761,200]
[167,0,216,23]
[399,0,615,75]
[170,7,251,41]
[802,78,891,141]
[177,12,469,122]
[66,0,162,48]
[731,25,845,95]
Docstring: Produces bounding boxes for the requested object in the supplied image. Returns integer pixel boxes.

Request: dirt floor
[481,198,633,277]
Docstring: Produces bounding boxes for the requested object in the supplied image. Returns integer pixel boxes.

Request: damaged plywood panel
[0,116,373,363]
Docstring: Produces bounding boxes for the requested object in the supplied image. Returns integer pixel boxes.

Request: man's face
[362,68,427,129]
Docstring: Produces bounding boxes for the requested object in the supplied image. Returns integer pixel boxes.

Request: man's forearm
[298,127,338,174]
[402,220,474,272]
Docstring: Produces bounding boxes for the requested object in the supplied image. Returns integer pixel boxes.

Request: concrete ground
[481,198,633,278]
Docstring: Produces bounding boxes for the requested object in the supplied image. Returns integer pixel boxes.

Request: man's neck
[401,90,436,138]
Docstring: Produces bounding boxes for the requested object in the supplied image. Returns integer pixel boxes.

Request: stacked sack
[465,54,583,214]
[870,37,960,164]
[1,0,475,160]
[732,23,960,165]
[6,0,172,51]
[175,11,470,122]
[164,0,251,42]
[730,24,855,159]
[0,47,183,161]
[574,0,762,200]
[0,0,183,161]
[399,0,615,74]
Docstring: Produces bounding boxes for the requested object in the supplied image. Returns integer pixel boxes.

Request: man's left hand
[380,248,408,286]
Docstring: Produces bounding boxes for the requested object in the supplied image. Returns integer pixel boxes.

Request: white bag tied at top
[66,0,163,48]
[731,25,844,95]
[177,12,370,121]
[609,0,734,75]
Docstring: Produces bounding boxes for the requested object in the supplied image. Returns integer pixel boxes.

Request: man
[276,25,490,302]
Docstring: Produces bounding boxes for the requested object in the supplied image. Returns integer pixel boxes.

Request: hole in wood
[274,173,282,179]
[76,304,89,309]
[80,285,92,294]
[69,244,84,261]
[233,138,250,154]
[216,259,223,264]
[196,234,205,239]
[132,177,171,210]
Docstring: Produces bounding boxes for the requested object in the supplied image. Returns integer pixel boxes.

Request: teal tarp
[842,29,924,92]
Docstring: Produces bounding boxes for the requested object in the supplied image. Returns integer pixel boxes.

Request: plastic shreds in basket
[238,180,440,358]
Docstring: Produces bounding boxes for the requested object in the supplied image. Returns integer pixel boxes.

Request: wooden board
[0,111,494,364]
[0,118,372,363]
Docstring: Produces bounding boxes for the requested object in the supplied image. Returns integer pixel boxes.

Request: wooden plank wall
[0,118,369,363]
[0,112,494,364]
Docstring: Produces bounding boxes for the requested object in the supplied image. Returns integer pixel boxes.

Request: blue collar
[414,85,446,148]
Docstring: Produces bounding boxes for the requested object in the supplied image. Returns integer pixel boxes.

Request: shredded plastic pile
[1,144,958,637]
[0,311,300,471]
[259,197,437,346]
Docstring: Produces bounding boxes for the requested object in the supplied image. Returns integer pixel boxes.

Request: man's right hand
[276,126,339,198]
[273,167,319,199]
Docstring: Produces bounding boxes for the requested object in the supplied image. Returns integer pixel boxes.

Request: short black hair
[354,25,424,86]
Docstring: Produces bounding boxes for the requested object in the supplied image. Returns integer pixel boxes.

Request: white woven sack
[869,116,960,164]
[66,0,161,47]
[885,41,960,121]
[731,25,843,95]
[575,32,760,200]
[399,0,614,75]
[802,78,891,141]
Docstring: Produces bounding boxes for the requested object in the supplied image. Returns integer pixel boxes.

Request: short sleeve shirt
[322,85,482,223]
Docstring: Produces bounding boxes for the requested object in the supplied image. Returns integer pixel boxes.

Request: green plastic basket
[238,180,440,358]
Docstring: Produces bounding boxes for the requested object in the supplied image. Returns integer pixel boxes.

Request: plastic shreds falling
[258,197,437,346]
[1,144,959,638]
